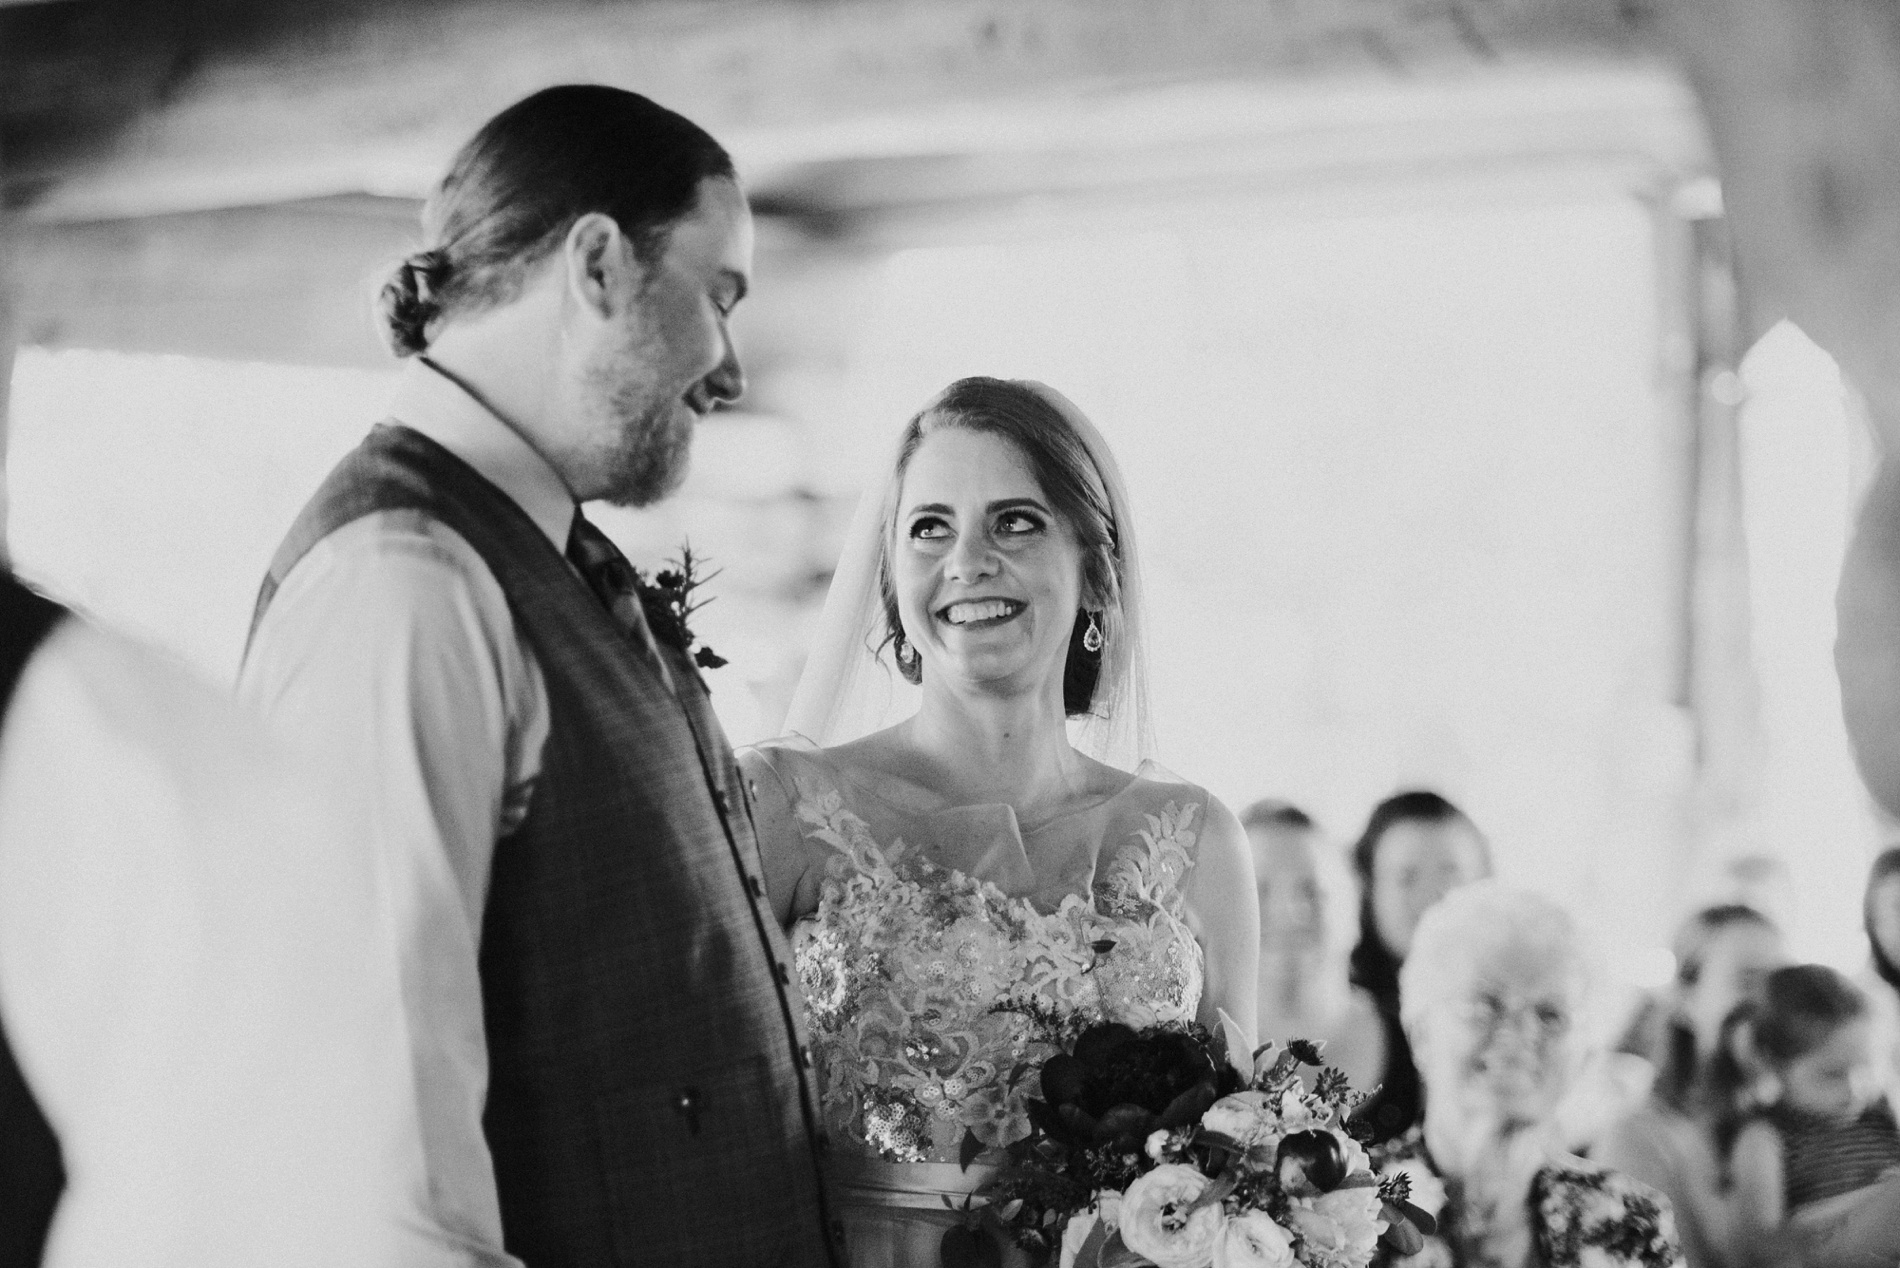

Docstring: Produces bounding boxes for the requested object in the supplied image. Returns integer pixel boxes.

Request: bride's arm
[736,748,826,928]
[1182,794,1260,1043]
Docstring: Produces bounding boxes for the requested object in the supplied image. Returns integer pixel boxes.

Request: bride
[740,377,1259,1266]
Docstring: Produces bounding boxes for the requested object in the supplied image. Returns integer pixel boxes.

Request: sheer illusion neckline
[763,739,1192,907]
[773,734,1162,833]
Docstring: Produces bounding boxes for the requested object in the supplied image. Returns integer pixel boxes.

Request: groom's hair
[377,85,736,356]
[879,376,1124,717]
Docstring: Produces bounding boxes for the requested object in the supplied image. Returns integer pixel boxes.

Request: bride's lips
[936,598,1027,629]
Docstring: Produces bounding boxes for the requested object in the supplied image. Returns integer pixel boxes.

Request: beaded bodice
[752,745,1206,1167]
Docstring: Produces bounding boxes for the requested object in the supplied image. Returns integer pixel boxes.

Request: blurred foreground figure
[240,85,836,1266]
[1374,880,1683,1268]
[0,573,446,1267]
[1660,2,1900,1261]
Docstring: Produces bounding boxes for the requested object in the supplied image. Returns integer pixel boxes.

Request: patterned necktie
[566,512,675,695]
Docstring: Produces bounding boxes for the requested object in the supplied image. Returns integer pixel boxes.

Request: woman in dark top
[1346,789,1491,1141]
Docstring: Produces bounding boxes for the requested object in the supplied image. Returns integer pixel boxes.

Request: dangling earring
[895,634,919,671]
[1082,612,1104,654]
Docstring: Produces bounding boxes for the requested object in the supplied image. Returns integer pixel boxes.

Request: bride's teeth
[945,600,1015,625]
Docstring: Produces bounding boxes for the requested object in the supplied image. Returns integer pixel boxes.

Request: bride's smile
[893,426,1085,693]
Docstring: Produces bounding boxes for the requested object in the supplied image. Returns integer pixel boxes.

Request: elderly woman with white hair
[1371,880,1684,1268]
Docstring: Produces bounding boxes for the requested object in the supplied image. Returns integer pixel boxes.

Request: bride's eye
[996,511,1044,535]
[909,516,951,541]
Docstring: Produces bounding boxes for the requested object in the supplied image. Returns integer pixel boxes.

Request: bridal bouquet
[962,1020,1433,1268]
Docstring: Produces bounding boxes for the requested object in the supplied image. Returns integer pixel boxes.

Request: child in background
[1716,964,1900,1266]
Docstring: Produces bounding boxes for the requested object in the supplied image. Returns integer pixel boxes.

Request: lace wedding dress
[743,742,1210,1268]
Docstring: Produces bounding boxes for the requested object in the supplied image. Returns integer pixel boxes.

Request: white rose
[1119,1165,1225,1268]
[1287,1188,1385,1262]
[1211,1210,1297,1268]
[1201,1092,1272,1144]
[1148,1129,1174,1161]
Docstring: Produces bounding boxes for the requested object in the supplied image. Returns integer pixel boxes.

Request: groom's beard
[597,399,693,508]
[583,345,696,509]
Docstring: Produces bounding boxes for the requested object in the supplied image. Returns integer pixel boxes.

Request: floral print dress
[742,743,1208,1266]
[1372,1128,1684,1268]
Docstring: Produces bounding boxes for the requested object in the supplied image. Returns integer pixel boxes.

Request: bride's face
[893,426,1085,699]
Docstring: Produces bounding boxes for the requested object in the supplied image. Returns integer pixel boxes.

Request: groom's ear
[562,213,641,322]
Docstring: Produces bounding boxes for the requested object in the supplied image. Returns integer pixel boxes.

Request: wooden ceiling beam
[4,0,1646,221]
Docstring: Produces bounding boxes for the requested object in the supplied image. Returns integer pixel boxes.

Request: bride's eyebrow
[989,497,1051,515]
[906,502,954,517]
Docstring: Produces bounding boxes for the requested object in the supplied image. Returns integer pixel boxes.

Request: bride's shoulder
[1111,760,1234,824]
[740,730,908,806]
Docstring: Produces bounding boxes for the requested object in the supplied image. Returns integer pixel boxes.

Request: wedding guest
[1715,965,1900,1268]
[239,86,837,1266]
[1374,880,1683,1268]
[1348,789,1492,1141]
[1244,799,1386,1094]
[0,573,454,1267]
[1598,905,1785,1268]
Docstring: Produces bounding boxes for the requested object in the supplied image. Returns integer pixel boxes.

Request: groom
[241,86,838,1267]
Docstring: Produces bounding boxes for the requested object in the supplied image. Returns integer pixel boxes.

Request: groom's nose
[703,336,745,407]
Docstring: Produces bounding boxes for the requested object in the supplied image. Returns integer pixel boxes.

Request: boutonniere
[636,544,728,669]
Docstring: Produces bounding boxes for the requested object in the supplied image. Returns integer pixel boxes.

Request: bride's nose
[945,530,1000,582]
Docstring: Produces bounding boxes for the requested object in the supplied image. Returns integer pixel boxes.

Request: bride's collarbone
[822,740,1136,827]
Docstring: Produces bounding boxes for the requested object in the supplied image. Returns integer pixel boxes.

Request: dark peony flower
[1026,1022,1220,1153]
[1276,1129,1347,1194]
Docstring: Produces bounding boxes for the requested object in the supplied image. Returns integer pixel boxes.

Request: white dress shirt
[0,615,472,1267]
[238,360,566,1267]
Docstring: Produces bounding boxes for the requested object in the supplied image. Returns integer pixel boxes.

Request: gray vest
[252,425,839,1267]
[0,574,68,1268]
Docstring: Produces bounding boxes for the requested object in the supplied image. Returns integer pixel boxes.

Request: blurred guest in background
[0,573,447,1267]
[1349,789,1492,1141]
[1713,964,1900,1268]
[1599,904,1785,1268]
[1243,799,1386,1094]
[1374,880,1683,1268]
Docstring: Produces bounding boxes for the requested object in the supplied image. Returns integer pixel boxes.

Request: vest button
[712,789,730,816]
[799,1043,815,1070]
[815,1130,832,1159]
[775,961,792,986]
[748,875,767,900]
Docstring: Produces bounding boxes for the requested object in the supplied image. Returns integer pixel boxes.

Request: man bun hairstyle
[377,84,737,357]
[379,248,454,357]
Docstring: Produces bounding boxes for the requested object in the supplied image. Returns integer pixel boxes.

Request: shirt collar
[388,357,575,551]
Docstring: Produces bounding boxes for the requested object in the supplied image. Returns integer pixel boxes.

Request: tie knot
[566,513,674,693]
